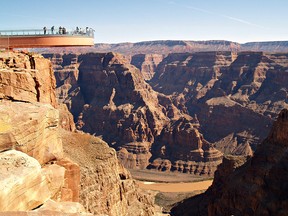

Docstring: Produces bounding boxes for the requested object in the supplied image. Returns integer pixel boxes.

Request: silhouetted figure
[63,27,66,34]
[59,26,62,34]
[51,26,54,34]
[43,26,47,34]
[76,26,79,33]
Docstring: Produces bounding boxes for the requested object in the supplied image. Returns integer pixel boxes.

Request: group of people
[43,26,66,35]
[74,26,94,35]
[42,26,94,36]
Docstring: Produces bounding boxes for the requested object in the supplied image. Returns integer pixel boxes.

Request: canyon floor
[137,180,213,193]
[129,169,212,213]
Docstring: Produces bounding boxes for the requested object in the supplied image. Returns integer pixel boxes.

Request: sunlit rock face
[0,51,88,215]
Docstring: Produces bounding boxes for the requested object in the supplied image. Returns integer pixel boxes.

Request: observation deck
[0,28,94,49]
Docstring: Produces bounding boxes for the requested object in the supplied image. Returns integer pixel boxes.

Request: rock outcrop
[0,150,53,211]
[171,109,288,216]
[0,51,92,215]
[150,116,222,175]
[45,52,223,175]
[0,51,57,107]
[150,51,288,153]
[0,51,161,215]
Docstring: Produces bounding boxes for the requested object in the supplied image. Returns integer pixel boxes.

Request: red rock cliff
[45,52,223,175]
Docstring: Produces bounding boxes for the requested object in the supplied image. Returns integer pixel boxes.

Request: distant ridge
[37,40,288,55]
[94,40,288,55]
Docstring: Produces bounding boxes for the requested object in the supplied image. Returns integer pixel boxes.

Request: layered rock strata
[92,40,288,54]
[0,51,92,215]
[45,52,223,175]
[0,51,57,107]
[150,51,288,153]
[0,100,63,164]
[171,109,288,216]
[149,117,222,175]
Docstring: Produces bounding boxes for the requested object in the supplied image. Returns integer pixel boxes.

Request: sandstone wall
[0,52,57,107]
[0,51,91,215]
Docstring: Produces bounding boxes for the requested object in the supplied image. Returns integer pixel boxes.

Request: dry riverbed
[130,169,213,213]
[137,180,213,192]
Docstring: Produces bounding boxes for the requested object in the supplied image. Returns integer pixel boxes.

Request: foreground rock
[1,199,93,216]
[0,100,63,164]
[61,129,157,216]
[0,150,51,211]
[0,51,90,215]
[171,109,288,216]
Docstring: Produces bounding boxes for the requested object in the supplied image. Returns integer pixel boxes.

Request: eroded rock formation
[150,51,288,153]
[45,52,223,175]
[0,101,63,164]
[150,117,222,175]
[171,109,288,216]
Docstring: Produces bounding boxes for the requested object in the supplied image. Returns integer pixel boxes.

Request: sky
[0,0,287,43]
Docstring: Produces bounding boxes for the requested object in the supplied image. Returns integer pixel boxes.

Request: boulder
[0,150,51,211]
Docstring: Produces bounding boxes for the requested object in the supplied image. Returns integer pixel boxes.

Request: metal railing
[0,28,94,38]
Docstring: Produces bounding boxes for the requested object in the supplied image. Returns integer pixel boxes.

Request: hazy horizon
[93,39,288,45]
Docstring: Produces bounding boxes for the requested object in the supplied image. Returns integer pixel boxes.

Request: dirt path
[137,180,213,193]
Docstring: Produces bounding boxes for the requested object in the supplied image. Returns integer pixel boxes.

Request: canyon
[0,51,158,216]
[43,49,288,177]
[1,38,287,216]
[44,52,224,175]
